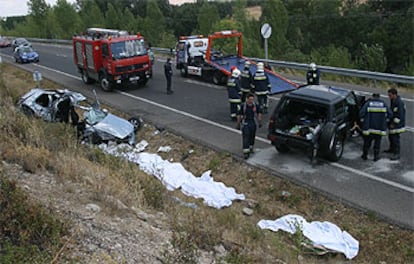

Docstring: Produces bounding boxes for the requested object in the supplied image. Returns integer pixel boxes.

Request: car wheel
[128,117,142,132]
[99,72,113,92]
[275,144,290,153]
[319,122,344,161]
[81,70,94,84]
[88,133,102,145]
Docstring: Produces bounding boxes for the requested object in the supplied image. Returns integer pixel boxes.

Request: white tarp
[99,142,245,208]
[257,214,359,259]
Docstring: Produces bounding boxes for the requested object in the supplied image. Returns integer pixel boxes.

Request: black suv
[267,85,364,162]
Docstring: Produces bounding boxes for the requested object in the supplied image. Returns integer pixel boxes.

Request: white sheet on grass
[99,142,245,208]
[257,214,359,259]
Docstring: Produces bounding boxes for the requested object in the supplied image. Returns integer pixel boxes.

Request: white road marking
[2,58,413,193]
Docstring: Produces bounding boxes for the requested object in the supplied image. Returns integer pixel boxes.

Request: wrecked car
[18,88,85,123]
[18,88,141,145]
[267,85,364,162]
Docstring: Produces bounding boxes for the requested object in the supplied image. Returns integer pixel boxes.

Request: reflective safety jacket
[227,76,241,102]
[359,98,392,136]
[306,69,320,85]
[253,72,270,95]
[240,68,253,93]
[389,96,406,134]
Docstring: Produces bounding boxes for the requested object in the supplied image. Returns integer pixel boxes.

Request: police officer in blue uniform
[240,61,253,102]
[227,67,241,121]
[385,88,406,160]
[253,62,271,114]
[306,62,320,85]
[359,93,392,161]
[236,93,262,159]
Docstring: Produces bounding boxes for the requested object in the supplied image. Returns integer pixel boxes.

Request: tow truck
[73,28,152,92]
[176,30,298,94]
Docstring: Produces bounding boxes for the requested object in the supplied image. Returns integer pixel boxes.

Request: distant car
[267,85,365,162]
[11,37,31,50]
[0,36,11,48]
[18,88,140,145]
[13,46,39,63]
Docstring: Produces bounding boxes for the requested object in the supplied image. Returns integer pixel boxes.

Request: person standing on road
[359,93,392,161]
[306,62,320,85]
[236,93,262,159]
[164,58,173,94]
[385,87,406,160]
[227,67,242,121]
[240,61,253,103]
[253,62,271,114]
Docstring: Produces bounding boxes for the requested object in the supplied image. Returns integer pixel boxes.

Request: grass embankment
[0,62,413,263]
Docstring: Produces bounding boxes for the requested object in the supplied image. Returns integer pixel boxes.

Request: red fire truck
[73,28,152,92]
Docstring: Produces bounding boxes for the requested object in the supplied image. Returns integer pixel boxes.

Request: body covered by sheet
[257,214,359,259]
[100,142,245,209]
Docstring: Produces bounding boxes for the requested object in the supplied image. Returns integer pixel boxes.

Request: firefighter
[306,62,320,85]
[236,93,262,159]
[240,61,253,102]
[253,62,271,114]
[359,93,392,161]
[227,67,241,121]
[385,88,406,160]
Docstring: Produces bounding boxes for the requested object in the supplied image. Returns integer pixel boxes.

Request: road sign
[261,23,272,39]
[33,71,42,82]
[33,71,42,88]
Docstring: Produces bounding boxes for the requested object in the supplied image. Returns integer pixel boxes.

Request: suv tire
[319,122,344,162]
[275,143,290,153]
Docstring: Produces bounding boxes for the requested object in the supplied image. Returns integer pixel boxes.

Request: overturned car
[18,88,141,145]
[267,85,364,162]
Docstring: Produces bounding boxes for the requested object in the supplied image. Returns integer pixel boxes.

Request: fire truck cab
[73,28,152,92]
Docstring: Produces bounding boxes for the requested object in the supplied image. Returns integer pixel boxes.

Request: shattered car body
[78,106,137,145]
[18,88,139,145]
[18,88,86,122]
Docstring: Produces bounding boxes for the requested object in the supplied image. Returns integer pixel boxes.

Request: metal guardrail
[26,37,414,85]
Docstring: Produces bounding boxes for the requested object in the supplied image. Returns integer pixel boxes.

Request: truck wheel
[99,73,113,92]
[138,77,148,86]
[212,71,224,85]
[81,70,94,84]
[319,122,344,161]
[180,66,188,77]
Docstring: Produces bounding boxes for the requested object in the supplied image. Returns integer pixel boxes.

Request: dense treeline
[0,0,412,75]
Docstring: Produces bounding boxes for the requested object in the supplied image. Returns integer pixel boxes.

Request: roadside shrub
[0,174,69,263]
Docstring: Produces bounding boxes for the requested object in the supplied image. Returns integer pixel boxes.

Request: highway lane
[1,43,413,229]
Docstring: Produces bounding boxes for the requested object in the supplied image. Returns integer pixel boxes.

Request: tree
[105,2,121,29]
[143,0,165,46]
[260,0,290,58]
[53,0,82,39]
[170,3,200,37]
[197,2,219,35]
[27,0,50,37]
[119,8,139,34]
[79,0,105,29]
[356,43,386,72]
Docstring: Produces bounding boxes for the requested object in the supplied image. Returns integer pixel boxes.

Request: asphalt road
[1,43,413,229]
